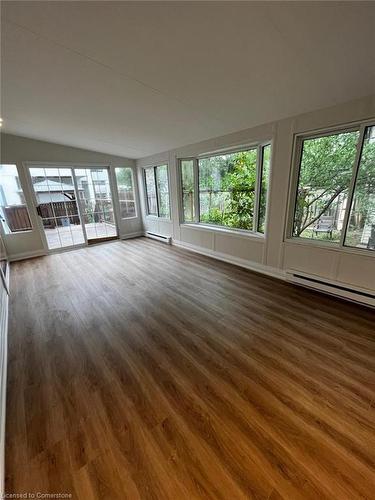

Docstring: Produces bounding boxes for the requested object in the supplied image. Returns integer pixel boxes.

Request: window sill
[120,215,139,221]
[3,229,34,236]
[180,222,266,241]
[145,215,172,223]
[285,237,375,257]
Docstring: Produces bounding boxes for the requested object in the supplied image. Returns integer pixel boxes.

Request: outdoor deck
[44,222,117,249]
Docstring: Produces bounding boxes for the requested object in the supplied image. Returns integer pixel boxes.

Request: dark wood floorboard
[5,237,375,499]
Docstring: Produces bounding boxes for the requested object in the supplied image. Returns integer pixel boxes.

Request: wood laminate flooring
[5,238,375,499]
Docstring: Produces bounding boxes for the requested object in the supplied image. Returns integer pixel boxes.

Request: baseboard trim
[9,249,47,262]
[172,239,286,281]
[121,231,144,240]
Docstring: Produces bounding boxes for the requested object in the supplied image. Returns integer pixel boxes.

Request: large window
[144,165,170,218]
[180,144,271,233]
[115,167,137,219]
[156,165,170,218]
[291,123,375,251]
[0,164,32,233]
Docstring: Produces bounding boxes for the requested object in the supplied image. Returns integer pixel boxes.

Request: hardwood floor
[5,237,375,499]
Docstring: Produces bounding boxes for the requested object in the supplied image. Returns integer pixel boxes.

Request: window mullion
[339,124,366,248]
[143,169,149,215]
[194,158,200,223]
[178,159,184,224]
[154,166,160,218]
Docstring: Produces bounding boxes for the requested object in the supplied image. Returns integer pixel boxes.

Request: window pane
[144,168,157,216]
[115,167,137,219]
[345,126,375,250]
[181,160,195,222]
[156,165,170,218]
[199,149,257,230]
[258,144,271,233]
[293,131,359,243]
[0,164,32,233]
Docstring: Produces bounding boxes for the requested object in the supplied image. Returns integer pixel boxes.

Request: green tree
[199,150,257,230]
[293,132,359,237]
[116,167,133,188]
[221,151,257,229]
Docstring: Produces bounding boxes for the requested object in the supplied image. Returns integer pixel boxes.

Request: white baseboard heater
[145,231,172,244]
[286,270,375,308]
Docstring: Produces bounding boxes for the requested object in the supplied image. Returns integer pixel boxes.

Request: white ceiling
[1,1,374,159]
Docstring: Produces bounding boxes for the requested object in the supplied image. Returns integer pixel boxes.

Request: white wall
[137,94,375,292]
[0,235,8,497]
[0,134,143,259]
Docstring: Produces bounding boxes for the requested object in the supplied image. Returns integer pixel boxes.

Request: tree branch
[298,188,345,235]
[304,187,331,209]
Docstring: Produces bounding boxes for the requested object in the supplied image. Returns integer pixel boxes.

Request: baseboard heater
[286,270,375,308]
[145,231,172,244]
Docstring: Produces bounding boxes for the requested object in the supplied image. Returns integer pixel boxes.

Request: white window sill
[4,229,34,236]
[145,215,172,223]
[120,215,139,221]
[180,222,266,241]
[285,237,375,257]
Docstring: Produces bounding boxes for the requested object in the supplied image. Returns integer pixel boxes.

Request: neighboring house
[32,179,83,203]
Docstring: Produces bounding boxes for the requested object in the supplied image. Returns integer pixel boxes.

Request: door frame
[73,165,120,245]
[24,162,120,254]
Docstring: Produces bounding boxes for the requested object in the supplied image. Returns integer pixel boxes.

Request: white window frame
[114,167,138,220]
[143,164,171,220]
[286,119,375,255]
[0,164,34,234]
[178,141,272,235]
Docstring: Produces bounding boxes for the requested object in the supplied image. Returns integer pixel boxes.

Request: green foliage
[294,132,359,237]
[346,128,375,247]
[199,150,257,230]
[156,165,170,218]
[258,145,271,233]
[294,129,375,242]
[116,167,133,188]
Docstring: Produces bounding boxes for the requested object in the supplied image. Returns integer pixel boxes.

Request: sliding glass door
[29,166,118,251]
[29,167,85,250]
[73,168,117,242]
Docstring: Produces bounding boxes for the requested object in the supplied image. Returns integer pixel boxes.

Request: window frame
[286,119,375,255]
[178,141,272,236]
[114,166,138,220]
[143,164,171,219]
[0,164,33,234]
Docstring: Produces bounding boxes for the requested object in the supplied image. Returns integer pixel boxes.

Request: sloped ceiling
[1,1,374,159]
